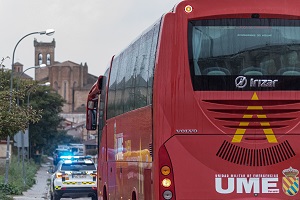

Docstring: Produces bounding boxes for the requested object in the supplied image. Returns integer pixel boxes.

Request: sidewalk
[13,163,51,200]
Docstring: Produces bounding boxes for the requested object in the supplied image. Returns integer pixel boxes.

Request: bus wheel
[103,186,107,200]
[132,191,137,200]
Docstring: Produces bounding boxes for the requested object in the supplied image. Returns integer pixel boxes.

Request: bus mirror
[86,76,103,131]
[86,100,98,130]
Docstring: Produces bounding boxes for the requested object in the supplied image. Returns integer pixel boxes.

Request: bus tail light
[161,166,171,176]
[163,190,173,200]
[159,145,175,200]
[162,178,172,187]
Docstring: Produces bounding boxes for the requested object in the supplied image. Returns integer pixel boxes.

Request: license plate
[73,175,86,178]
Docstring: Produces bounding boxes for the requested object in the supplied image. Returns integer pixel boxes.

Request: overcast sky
[0,0,181,78]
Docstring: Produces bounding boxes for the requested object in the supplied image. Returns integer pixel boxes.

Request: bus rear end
[154,0,300,199]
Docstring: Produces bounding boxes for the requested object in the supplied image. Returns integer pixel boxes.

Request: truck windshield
[188,18,300,91]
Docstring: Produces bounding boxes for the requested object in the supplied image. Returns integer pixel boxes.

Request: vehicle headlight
[56,173,62,178]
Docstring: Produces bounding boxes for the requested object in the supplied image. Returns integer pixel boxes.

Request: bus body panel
[98,127,108,199]
[106,106,152,199]
[153,0,300,199]
[165,135,300,199]
[176,0,300,20]
[90,0,300,199]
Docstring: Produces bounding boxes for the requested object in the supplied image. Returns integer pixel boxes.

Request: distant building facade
[11,39,98,141]
[34,39,98,113]
[13,62,34,80]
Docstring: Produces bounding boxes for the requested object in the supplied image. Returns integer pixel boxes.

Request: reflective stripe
[82,182,95,185]
[62,181,96,185]
[55,186,61,190]
[63,182,77,185]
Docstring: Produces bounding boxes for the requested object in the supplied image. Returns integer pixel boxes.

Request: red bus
[86,0,300,199]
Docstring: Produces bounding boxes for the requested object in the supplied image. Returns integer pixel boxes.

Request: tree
[28,86,80,156]
[0,67,80,156]
[26,85,64,155]
[0,69,41,139]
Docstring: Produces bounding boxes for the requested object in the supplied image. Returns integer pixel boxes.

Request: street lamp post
[16,64,46,162]
[16,64,46,106]
[16,64,47,161]
[19,82,50,187]
[16,64,46,175]
[5,29,55,184]
[15,64,47,164]
[10,29,55,107]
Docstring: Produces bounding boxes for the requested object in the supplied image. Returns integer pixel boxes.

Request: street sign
[13,130,29,147]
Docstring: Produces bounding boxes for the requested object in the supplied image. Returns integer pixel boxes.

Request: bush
[0,192,13,200]
[0,155,39,198]
[0,182,20,195]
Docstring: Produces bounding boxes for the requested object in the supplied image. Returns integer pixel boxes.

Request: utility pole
[5,29,55,184]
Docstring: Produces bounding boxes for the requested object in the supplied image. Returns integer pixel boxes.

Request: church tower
[34,38,55,66]
[33,38,97,113]
[34,39,55,81]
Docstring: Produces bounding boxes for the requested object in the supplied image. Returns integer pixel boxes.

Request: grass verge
[0,156,39,199]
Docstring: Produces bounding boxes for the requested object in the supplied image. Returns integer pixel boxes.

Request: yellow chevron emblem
[231,92,278,143]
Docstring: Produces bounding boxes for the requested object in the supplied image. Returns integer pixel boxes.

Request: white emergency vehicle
[49,156,97,200]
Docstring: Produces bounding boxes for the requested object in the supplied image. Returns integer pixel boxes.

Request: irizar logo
[250,78,278,88]
[235,76,278,88]
[235,76,247,88]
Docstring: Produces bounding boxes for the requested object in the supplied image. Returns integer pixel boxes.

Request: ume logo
[215,177,279,194]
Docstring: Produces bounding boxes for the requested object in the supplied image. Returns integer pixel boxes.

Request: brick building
[34,39,98,113]
[9,39,97,145]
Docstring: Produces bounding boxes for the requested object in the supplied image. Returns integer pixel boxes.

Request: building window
[64,81,67,100]
[47,54,51,65]
[72,82,77,112]
[38,53,43,65]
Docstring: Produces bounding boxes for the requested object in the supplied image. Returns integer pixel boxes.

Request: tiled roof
[52,60,80,67]
[14,72,33,80]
